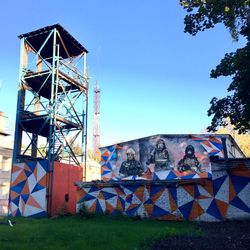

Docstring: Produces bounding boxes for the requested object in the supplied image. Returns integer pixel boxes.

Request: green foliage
[0,216,200,250]
[180,0,250,134]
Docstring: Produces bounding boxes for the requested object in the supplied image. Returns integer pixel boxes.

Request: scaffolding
[13,24,89,167]
[93,81,100,157]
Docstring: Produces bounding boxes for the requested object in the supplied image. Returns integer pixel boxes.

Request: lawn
[0,216,201,250]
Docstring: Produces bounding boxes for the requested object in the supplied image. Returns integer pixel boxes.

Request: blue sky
[0,0,247,147]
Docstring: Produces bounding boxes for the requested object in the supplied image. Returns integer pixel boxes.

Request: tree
[180,0,250,134]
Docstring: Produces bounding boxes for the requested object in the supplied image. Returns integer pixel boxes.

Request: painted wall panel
[9,160,49,217]
[77,160,250,221]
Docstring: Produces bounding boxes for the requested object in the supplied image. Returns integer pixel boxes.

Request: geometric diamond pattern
[9,160,49,217]
[77,160,250,221]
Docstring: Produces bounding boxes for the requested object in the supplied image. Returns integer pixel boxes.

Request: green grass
[0,216,201,250]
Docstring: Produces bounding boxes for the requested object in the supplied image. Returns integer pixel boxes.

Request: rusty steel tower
[93,81,100,157]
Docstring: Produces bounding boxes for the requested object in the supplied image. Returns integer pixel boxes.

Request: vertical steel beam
[13,38,28,162]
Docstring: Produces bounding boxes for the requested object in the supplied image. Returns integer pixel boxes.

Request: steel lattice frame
[13,26,88,168]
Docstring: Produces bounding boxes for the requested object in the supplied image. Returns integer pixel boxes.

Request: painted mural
[100,135,225,181]
[9,160,49,217]
[76,160,250,221]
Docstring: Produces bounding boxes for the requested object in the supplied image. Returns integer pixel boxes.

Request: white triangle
[227,204,250,219]
[11,169,22,183]
[85,198,96,209]
[132,194,141,205]
[212,171,227,181]
[197,198,213,211]
[37,162,46,182]
[198,185,213,198]
[155,170,169,180]
[23,204,43,217]
[102,187,117,195]
[177,186,194,207]
[31,188,46,210]
[238,183,250,206]
[215,176,229,203]
[10,201,18,214]
[198,212,220,222]
[154,190,171,212]
[27,174,37,193]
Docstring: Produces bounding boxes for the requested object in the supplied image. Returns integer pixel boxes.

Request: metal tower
[13,24,89,167]
[93,81,100,156]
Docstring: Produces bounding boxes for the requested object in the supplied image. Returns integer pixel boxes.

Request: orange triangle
[189,201,204,220]
[229,178,237,203]
[144,204,153,217]
[20,197,25,215]
[105,201,114,213]
[12,170,27,187]
[24,163,32,173]
[183,185,195,198]
[202,179,214,196]
[34,166,38,180]
[169,191,177,212]
[12,164,23,173]
[202,140,212,147]
[115,187,124,196]
[98,191,105,200]
[27,195,42,209]
[21,180,30,195]
[134,186,144,202]
[198,172,209,178]
[38,174,47,187]
[76,189,87,202]
[89,200,97,213]
[10,190,19,200]
[215,199,228,218]
[151,189,164,203]
[116,198,124,211]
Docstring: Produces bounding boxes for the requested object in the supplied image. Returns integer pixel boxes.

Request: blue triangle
[21,194,29,203]
[106,145,116,153]
[179,201,194,220]
[95,200,103,215]
[126,194,133,204]
[150,185,164,197]
[213,175,227,196]
[206,199,222,220]
[166,171,177,180]
[79,194,96,203]
[210,141,223,150]
[24,170,32,178]
[144,198,153,205]
[102,155,109,162]
[15,209,21,216]
[118,196,125,210]
[230,176,250,194]
[230,196,250,213]
[110,151,117,161]
[11,180,27,194]
[194,185,200,199]
[106,162,112,170]
[168,186,177,204]
[26,161,37,172]
[101,191,117,200]
[89,186,99,193]
[32,183,45,193]
[126,204,140,216]
[39,160,49,172]
[153,173,160,181]
[30,211,48,217]
[152,205,169,217]
[11,196,20,206]
[101,170,111,176]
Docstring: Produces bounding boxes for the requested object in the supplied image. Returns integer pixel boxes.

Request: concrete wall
[100,134,243,182]
[76,159,250,221]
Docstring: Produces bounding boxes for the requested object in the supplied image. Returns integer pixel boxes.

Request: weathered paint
[50,162,83,216]
[100,134,243,182]
[76,159,250,221]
